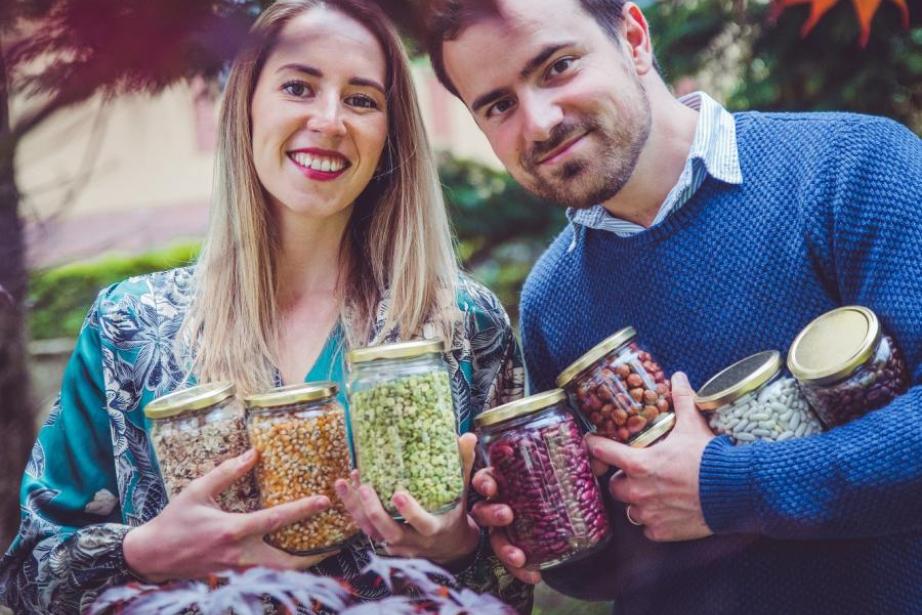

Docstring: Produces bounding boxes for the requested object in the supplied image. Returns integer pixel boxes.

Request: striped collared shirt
[566,91,743,237]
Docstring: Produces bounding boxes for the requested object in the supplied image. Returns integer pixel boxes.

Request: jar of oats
[244,382,358,556]
[145,382,259,513]
[346,339,463,518]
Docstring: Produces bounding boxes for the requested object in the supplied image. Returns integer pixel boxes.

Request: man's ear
[621,2,655,76]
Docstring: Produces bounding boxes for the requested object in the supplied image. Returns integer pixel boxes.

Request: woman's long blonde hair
[180,0,459,394]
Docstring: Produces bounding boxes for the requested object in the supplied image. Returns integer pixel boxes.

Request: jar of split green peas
[346,339,464,518]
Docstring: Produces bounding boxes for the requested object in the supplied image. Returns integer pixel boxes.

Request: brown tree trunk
[0,39,33,551]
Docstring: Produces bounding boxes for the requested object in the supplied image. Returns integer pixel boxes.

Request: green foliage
[28,242,200,340]
[647,0,922,131]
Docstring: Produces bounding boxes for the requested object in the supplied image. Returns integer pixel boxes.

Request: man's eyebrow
[470,42,575,114]
[276,64,385,94]
[520,42,574,80]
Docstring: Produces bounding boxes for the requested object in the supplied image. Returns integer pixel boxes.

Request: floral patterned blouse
[0,267,532,614]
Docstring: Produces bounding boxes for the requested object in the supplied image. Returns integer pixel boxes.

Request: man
[424,0,922,613]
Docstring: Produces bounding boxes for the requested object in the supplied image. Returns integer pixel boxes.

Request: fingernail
[241,449,256,464]
[393,493,407,508]
[334,482,347,497]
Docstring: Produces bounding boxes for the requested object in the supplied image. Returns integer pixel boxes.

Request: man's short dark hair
[425,0,629,98]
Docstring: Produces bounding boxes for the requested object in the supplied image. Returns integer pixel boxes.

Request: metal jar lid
[556,327,637,388]
[474,389,568,428]
[629,413,676,448]
[144,382,235,420]
[787,306,881,386]
[694,351,782,412]
[243,381,339,408]
[346,339,445,365]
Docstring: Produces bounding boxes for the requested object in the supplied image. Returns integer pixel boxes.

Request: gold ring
[625,505,643,526]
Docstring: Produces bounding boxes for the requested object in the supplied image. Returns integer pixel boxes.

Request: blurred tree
[0,0,265,549]
[647,0,922,131]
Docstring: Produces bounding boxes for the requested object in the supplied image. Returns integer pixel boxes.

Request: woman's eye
[346,94,378,109]
[282,81,311,97]
[547,57,575,78]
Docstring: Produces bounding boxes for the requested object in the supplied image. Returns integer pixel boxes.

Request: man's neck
[600,93,699,227]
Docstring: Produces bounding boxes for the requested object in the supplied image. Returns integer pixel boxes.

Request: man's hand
[586,372,716,542]
[124,449,336,583]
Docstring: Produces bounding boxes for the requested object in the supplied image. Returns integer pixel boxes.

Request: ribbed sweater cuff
[699,436,759,534]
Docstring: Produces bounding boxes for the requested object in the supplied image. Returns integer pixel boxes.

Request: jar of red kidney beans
[475,390,610,570]
[556,327,674,444]
[787,306,909,428]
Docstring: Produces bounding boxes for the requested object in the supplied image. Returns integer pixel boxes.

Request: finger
[608,472,633,504]
[392,490,440,537]
[671,372,709,434]
[188,449,258,500]
[459,433,477,491]
[335,479,381,542]
[358,485,405,545]
[237,495,331,538]
[472,468,498,499]
[471,500,513,528]
[489,531,541,584]
[590,457,610,477]
[585,434,645,476]
[243,540,339,570]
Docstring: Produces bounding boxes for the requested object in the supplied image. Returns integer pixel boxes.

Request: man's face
[443,0,651,209]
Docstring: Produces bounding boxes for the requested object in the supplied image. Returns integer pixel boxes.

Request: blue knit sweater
[522,112,922,614]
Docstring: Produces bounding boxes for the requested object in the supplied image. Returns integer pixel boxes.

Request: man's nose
[520,91,564,144]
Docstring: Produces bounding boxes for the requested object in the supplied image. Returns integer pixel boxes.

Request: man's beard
[520,90,652,210]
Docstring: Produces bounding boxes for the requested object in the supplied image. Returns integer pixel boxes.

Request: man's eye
[346,94,379,109]
[487,98,515,118]
[282,81,311,97]
[547,57,575,78]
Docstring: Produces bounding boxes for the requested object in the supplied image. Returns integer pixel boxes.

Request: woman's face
[251,7,388,221]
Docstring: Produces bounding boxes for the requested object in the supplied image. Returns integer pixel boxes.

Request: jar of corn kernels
[244,382,358,555]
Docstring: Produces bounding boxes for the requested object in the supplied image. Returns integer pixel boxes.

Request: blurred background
[1,0,920,613]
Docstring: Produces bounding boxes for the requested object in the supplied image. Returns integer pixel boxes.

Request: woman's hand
[334,433,481,566]
[123,449,337,582]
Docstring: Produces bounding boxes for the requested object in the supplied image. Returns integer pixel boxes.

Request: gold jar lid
[243,381,339,408]
[144,382,235,420]
[629,413,676,448]
[556,327,637,388]
[346,339,445,365]
[787,306,881,386]
[695,351,782,412]
[474,389,568,428]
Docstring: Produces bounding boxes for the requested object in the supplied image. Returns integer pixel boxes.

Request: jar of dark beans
[145,382,259,513]
[557,327,674,444]
[245,382,358,556]
[347,339,463,518]
[696,351,823,444]
[475,389,610,570]
[787,306,909,428]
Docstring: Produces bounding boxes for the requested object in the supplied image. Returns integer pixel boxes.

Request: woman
[0,1,530,612]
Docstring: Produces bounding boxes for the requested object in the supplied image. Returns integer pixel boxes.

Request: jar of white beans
[695,351,822,444]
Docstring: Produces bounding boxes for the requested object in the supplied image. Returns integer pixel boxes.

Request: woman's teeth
[290,152,347,172]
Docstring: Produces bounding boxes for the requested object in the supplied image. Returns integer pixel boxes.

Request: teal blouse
[0,268,530,614]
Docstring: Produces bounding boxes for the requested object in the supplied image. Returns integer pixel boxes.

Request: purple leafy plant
[90,554,515,615]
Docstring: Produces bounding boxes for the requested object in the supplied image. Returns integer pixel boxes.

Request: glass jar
[696,351,823,444]
[145,382,259,513]
[346,339,463,517]
[557,326,674,445]
[787,306,909,428]
[244,382,358,555]
[475,390,610,570]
